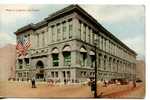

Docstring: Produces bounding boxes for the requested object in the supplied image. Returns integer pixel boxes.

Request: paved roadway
[0,81,145,98]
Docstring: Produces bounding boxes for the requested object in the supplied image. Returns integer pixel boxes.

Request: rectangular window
[99,56,101,69]
[67,71,70,78]
[55,72,58,77]
[37,34,39,47]
[24,58,29,65]
[104,59,106,70]
[27,72,29,77]
[101,37,103,50]
[69,21,73,38]
[81,53,86,66]
[90,30,93,45]
[18,59,23,64]
[106,39,108,52]
[92,32,94,45]
[18,73,22,77]
[96,34,99,47]
[42,32,45,46]
[23,72,26,77]
[51,72,54,78]
[57,25,61,41]
[79,21,81,39]
[19,65,23,69]
[83,24,86,41]
[91,55,95,68]
[103,38,105,51]
[88,28,91,43]
[63,22,67,40]
[51,26,54,42]
[52,54,59,66]
[63,71,66,77]
[99,36,101,49]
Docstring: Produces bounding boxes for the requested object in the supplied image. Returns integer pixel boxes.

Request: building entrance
[36,61,44,80]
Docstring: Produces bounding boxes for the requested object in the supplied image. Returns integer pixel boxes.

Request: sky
[0,4,145,60]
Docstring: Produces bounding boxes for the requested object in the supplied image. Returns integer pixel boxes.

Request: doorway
[36,60,44,80]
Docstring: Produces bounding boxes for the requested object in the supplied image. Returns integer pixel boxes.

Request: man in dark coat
[31,77,36,88]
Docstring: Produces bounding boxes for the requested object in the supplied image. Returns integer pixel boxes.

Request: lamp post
[94,38,98,98]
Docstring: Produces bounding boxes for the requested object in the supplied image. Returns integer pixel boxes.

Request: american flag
[16,35,31,56]
[24,36,31,50]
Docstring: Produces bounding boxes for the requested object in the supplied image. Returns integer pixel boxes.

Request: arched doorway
[36,61,44,80]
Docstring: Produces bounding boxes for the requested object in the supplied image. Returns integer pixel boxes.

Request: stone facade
[15,5,137,83]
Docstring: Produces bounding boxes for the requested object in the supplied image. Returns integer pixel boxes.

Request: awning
[89,51,95,56]
[80,47,87,53]
[51,48,59,54]
[63,46,71,52]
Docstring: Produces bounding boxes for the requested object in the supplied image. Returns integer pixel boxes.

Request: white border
[0,0,149,100]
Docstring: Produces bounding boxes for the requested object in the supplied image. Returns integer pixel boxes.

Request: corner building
[15,5,137,83]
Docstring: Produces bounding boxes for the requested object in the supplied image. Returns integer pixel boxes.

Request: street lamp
[94,38,98,98]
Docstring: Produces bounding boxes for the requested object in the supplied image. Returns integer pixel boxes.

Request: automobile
[136,79,142,83]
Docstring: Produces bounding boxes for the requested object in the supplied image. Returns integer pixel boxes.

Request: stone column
[59,52,64,67]
[71,51,77,67]
[58,71,62,82]
[73,17,79,39]
[48,54,52,68]
[71,69,76,83]
[76,51,81,67]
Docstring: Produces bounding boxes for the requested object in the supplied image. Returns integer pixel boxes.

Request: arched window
[80,47,87,66]
[63,46,71,66]
[51,48,59,66]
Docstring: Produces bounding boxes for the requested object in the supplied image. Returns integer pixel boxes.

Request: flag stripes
[16,35,31,57]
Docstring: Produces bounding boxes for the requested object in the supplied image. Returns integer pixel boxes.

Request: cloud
[81,5,145,23]
[0,5,145,60]
[0,33,16,47]
[122,35,145,60]
[81,5,145,60]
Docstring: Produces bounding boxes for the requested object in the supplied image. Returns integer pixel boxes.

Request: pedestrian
[64,79,67,85]
[31,77,36,88]
[88,77,95,96]
[133,80,136,88]
[103,80,107,87]
[91,80,96,96]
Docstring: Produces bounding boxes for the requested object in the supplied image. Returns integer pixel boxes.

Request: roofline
[14,4,137,55]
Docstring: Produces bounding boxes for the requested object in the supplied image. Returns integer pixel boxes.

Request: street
[0,81,145,98]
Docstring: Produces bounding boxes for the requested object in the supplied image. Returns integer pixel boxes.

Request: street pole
[94,39,97,98]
